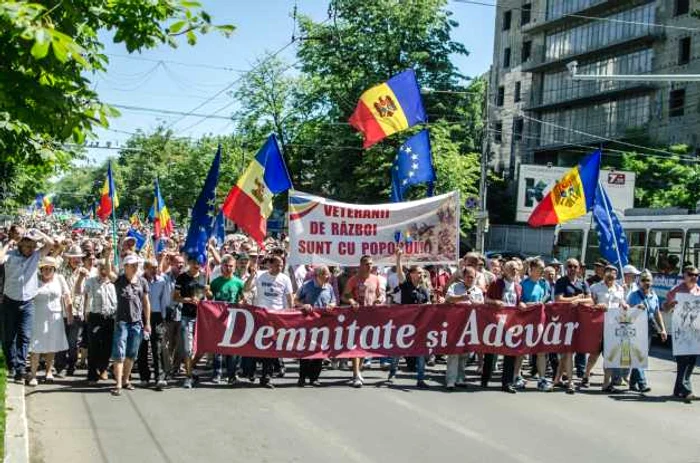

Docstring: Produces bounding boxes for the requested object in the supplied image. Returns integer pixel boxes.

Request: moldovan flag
[96,162,119,221]
[528,150,601,227]
[42,195,54,215]
[221,135,292,244]
[151,179,174,239]
[349,69,427,148]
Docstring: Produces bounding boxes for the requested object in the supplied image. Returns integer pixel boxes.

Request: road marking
[386,394,540,463]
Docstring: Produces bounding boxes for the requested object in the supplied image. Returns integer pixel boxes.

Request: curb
[4,382,28,463]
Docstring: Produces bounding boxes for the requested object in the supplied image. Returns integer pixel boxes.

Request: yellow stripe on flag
[359,82,409,138]
[236,159,274,218]
[551,168,587,222]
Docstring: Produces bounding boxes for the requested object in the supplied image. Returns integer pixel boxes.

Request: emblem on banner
[374,95,398,118]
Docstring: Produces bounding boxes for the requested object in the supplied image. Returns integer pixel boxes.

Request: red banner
[194,302,604,358]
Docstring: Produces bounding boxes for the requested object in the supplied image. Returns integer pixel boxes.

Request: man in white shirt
[244,255,293,388]
[444,266,484,389]
[0,229,54,383]
[584,265,628,392]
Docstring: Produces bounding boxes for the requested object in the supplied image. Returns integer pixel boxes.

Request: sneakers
[156,380,167,391]
[514,376,527,390]
[352,378,363,388]
[417,380,429,389]
[580,376,590,388]
[309,380,322,387]
[501,384,517,394]
[27,377,38,387]
[182,378,193,389]
[537,378,553,392]
[212,375,222,384]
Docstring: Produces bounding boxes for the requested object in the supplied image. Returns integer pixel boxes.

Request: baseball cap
[122,254,140,266]
[623,264,641,275]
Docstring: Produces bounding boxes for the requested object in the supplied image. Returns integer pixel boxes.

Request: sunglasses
[567,264,578,269]
[687,273,699,277]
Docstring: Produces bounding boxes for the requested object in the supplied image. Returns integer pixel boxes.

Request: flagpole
[110,163,119,268]
[598,181,624,277]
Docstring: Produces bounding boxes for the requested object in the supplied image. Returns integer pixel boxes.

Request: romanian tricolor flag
[42,195,54,215]
[528,150,601,227]
[151,179,174,239]
[96,162,119,221]
[349,69,427,148]
[221,135,292,244]
[129,212,142,228]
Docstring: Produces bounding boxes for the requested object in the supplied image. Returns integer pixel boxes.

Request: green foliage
[619,145,700,210]
[0,0,234,207]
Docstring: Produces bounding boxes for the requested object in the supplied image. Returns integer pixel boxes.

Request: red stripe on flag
[221,186,266,244]
[96,196,113,221]
[349,101,388,149]
[527,194,559,227]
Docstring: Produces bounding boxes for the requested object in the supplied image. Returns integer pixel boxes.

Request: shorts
[111,321,142,361]
[181,316,196,358]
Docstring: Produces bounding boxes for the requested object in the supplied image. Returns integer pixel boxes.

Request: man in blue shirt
[294,265,336,387]
[137,259,169,390]
[627,270,667,393]
[521,258,553,392]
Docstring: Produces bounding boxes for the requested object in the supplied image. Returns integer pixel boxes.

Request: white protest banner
[603,307,648,369]
[287,190,460,266]
[672,293,700,356]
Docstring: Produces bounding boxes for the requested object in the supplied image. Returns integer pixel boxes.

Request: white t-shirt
[446,282,484,304]
[253,271,293,310]
[590,281,625,308]
[502,280,518,307]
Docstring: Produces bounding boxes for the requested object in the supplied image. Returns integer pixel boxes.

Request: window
[585,232,602,269]
[553,230,584,263]
[514,81,522,102]
[503,47,511,68]
[670,89,686,117]
[676,0,690,16]
[679,37,691,65]
[494,121,503,143]
[684,230,700,270]
[497,86,505,106]
[513,118,524,141]
[646,230,684,274]
[503,10,512,30]
[521,3,532,25]
[626,230,647,270]
[521,40,532,63]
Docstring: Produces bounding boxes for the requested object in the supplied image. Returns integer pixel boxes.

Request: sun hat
[64,244,85,258]
[39,256,58,269]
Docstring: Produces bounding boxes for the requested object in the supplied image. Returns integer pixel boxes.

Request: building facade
[488,0,699,183]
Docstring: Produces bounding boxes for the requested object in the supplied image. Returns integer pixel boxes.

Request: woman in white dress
[28,257,73,387]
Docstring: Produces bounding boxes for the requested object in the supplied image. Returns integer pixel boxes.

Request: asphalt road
[26,348,700,463]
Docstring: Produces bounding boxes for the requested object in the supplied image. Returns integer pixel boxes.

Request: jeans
[137,313,166,382]
[180,316,196,358]
[55,317,82,373]
[242,357,275,382]
[299,359,323,382]
[111,321,142,361]
[574,352,587,376]
[213,354,239,379]
[1,297,34,376]
[674,355,697,397]
[86,313,113,381]
[446,354,468,386]
[629,334,652,389]
[390,356,426,381]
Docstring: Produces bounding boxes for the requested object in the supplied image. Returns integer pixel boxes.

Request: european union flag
[184,145,221,264]
[126,228,146,252]
[592,181,628,271]
[390,129,436,202]
[211,209,225,247]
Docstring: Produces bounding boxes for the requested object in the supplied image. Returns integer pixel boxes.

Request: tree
[0,0,234,207]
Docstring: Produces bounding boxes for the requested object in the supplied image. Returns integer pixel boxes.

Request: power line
[109,103,233,120]
[452,0,700,33]
[105,53,248,72]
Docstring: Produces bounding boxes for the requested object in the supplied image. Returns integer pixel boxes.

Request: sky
[85,0,495,166]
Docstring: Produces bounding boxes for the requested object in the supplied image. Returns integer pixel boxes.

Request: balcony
[525,83,656,112]
[522,0,648,34]
[521,31,662,73]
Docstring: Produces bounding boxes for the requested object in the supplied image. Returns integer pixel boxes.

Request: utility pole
[476,78,491,254]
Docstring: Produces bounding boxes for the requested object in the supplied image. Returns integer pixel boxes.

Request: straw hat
[64,244,85,258]
[39,256,58,269]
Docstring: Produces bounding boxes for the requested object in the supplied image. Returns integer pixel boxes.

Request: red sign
[194,302,603,358]
[608,172,626,185]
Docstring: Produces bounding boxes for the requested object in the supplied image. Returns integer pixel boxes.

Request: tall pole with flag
[96,162,119,266]
[592,180,628,276]
[184,146,221,264]
[390,129,436,202]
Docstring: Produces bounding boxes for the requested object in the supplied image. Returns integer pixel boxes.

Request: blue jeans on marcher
[111,321,143,361]
[390,356,426,381]
[629,334,652,389]
[1,297,34,376]
[213,354,239,379]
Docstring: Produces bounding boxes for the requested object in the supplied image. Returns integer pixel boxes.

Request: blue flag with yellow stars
[592,181,629,271]
[390,129,436,202]
[184,145,221,264]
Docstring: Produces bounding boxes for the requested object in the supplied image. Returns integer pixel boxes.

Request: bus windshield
[646,229,683,275]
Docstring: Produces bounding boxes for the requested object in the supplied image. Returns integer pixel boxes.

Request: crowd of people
[0,216,697,402]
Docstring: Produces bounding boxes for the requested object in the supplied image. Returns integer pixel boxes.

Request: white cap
[623,264,641,275]
[122,254,140,266]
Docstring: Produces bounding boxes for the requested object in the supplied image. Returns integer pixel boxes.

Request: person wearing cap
[75,249,117,384]
[627,270,666,393]
[622,264,641,298]
[161,252,185,377]
[55,244,89,377]
[27,256,73,386]
[585,265,628,393]
[0,229,55,383]
[108,253,151,396]
[663,265,700,401]
[586,258,609,287]
[137,259,169,390]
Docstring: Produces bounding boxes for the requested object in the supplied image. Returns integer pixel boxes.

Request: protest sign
[194,301,604,359]
[672,293,700,356]
[603,307,648,369]
[287,191,460,266]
